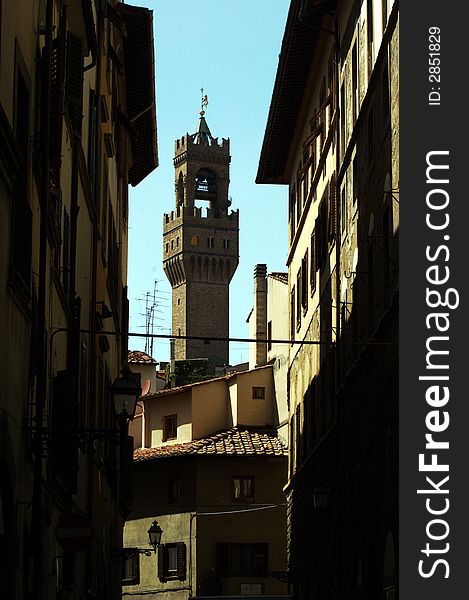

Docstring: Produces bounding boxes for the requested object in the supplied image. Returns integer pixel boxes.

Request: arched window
[195,168,217,196]
[177,172,184,206]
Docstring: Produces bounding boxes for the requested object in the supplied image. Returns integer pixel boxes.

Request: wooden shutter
[66,33,84,139]
[176,543,186,580]
[158,544,166,581]
[121,286,129,361]
[295,405,302,467]
[310,230,317,292]
[315,215,322,271]
[328,176,337,243]
[51,370,78,491]
[49,34,65,161]
[62,208,70,294]
[216,543,229,577]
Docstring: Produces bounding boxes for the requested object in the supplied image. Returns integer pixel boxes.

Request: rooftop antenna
[136,280,167,357]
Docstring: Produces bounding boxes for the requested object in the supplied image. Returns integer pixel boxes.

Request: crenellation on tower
[163,107,239,369]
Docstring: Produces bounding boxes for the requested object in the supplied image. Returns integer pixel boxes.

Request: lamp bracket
[111,547,155,562]
[31,426,122,457]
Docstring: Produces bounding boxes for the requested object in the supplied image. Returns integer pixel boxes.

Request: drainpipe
[32,0,53,597]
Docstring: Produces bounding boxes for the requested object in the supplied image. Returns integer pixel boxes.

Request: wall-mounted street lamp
[112,368,141,422]
[113,520,163,561]
[32,368,142,453]
[147,520,163,553]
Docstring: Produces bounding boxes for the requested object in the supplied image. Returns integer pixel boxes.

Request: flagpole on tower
[200,87,208,113]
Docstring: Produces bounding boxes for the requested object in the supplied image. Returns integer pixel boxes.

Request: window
[310,230,317,294]
[207,237,215,248]
[165,242,169,253]
[290,287,295,343]
[367,0,374,75]
[168,478,181,504]
[341,186,347,236]
[367,109,374,165]
[191,235,198,246]
[216,543,268,577]
[382,0,388,31]
[301,251,308,313]
[289,184,296,241]
[317,200,328,268]
[163,414,177,441]
[328,51,335,125]
[382,206,391,306]
[289,414,295,476]
[223,238,230,250]
[122,550,139,586]
[328,176,337,244]
[352,42,358,124]
[11,55,33,291]
[340,82,346,158]
[66,33,84,139]
[382,62,390,126]
[295,405,302,467]
[319,77,326,148]
[296,173,302,226]
[195,168,216,195]
[88,90,96,190]
[296,269,301,330]
[232,476,254,502]
[252,387,265,399]
[62,208,71,295]
[353,156,358,205]
[158,543,186,581]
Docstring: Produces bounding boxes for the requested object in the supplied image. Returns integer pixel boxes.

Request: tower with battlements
[163,108,239,369]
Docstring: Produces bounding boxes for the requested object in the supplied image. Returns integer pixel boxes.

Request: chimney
[254,264,268,367]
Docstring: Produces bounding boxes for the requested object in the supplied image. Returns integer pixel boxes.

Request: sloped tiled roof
[134,427,287,462]
[269,272,288,284]
[128,350,157,364]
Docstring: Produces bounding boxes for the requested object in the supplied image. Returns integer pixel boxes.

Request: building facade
[257,0,399,598]
[163,110,239,370]
[247,264,289,442]
[0,1,157,598]
[124,367,288,600]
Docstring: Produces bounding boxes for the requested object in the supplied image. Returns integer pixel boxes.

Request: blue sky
[127,0,290,365]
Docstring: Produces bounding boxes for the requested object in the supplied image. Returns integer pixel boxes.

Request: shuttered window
[310,230,317,294]
[328,176,337,244]
[301,251,308,312]
[158,543,186,581]
[66,33,84,139]
[216,543,268,577]
[62,208,70,295]
[122,550,139,586]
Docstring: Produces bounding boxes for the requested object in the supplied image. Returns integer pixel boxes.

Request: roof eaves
[117,3,158,186]
[256,0,336,185]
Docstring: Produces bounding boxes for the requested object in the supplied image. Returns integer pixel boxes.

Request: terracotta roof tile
[128,350,157,364]
[269,272,288,284]
[134,427,287,461]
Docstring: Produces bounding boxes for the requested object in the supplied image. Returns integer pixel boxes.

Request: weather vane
[200,87,209,113]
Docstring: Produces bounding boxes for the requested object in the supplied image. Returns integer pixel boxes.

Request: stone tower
[163,109,239,369]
